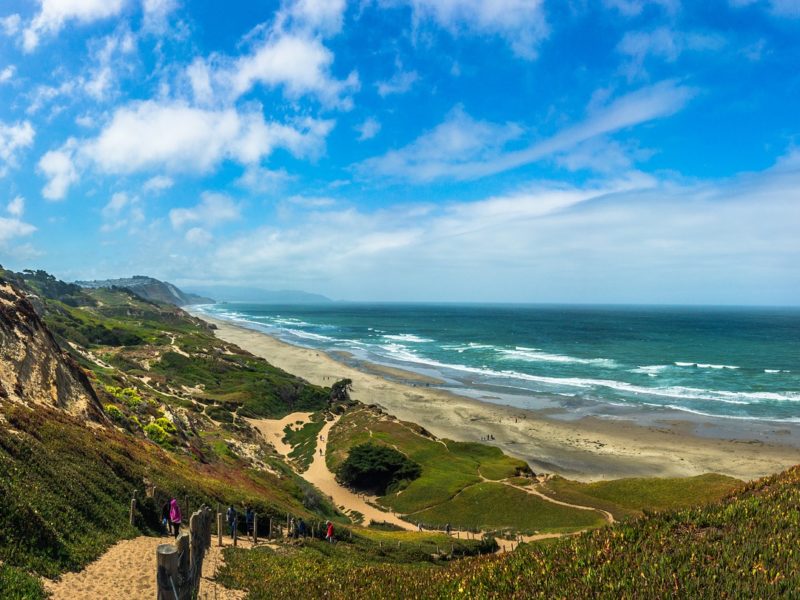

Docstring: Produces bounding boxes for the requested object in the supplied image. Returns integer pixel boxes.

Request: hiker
[246,507,255,541]
[226,505,238,539]
[446,523,451,536]
[418,522,423,532]
[325,521,334,544]
[289,517,296,538]
[169,498,182,537]
[297,517,306,538]
[161,500,170,536]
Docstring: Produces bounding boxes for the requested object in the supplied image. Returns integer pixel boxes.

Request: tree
[329,378,352,406]
[336,443,421,495]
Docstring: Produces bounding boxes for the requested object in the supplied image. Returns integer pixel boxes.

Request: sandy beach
[193,312,800,482]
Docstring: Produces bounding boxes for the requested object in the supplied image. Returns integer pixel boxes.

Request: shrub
[154,417,177,435]
[337,443,421,495]
[104,404,126,425]
[144,422,173,448]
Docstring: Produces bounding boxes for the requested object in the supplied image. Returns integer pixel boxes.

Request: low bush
[337,443,421,495]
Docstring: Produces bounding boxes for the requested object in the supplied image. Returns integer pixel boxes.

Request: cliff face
[0,279,104,420]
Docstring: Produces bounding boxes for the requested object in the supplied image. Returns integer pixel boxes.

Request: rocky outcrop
[0,279,104,421]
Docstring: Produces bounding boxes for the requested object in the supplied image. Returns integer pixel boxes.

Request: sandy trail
[302,415,416,530]
[43,535,252,600]
[249,411,314,457]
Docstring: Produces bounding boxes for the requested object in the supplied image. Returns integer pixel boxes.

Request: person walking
[169,498,182,537]
[325,521,334,544]
[246,507,255,541]
[446,523,451,536]
[161,500,170,536]
[297,517,306,538]
[226,505,238,539]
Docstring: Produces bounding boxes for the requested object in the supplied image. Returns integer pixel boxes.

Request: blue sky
[0,0,798,304]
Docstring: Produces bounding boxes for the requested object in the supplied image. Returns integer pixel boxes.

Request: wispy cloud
[360,81,695,182]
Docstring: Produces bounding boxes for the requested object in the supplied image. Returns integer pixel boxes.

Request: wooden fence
[156,506,213,600]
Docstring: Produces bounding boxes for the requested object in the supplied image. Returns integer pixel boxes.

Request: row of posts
[156,506,213,600]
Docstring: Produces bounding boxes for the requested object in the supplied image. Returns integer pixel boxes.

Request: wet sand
[193,312,800,482]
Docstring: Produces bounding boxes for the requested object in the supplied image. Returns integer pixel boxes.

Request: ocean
[196,303,800,424]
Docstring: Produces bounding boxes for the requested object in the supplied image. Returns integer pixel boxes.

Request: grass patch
[283,414,326,471]
[540,473,743,520]
[410,482,605,534]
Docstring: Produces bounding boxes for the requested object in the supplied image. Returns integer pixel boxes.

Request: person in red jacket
[325,521,334,544]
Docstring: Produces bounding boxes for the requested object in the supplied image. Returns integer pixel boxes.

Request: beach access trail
[43,535,252,600]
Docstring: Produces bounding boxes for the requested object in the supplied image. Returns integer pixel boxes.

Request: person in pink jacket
[169,498,182,537]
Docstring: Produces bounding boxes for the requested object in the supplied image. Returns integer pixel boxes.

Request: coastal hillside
[0,270,345,597]
[75,275,214,306]
[217,463,800,598]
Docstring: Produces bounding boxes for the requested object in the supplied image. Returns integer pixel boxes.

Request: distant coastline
[189,308,800,482]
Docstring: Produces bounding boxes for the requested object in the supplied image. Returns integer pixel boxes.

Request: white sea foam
[765,369,790,374]
[674,361,740,369]
[630,365,670,377]
[383,333,434,343]
[500,346,618,367]
[284,329,335,342]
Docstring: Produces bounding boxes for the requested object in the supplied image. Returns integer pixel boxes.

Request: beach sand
[195,313,800,482]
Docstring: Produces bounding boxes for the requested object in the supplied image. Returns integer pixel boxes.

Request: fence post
[269,518,273,540]
[217,512,223,547]
[233,522,238,548]
[253,513,259,544]
[156,544,179,600]
[129,496,136,527]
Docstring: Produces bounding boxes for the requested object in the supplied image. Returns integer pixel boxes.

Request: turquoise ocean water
[196,303,800,424]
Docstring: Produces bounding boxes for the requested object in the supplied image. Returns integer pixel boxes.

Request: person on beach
[161,500,170,536]
[227,505,238,539]
[246,507,255,541]
[326,521,334,544]
[169,498,182,537]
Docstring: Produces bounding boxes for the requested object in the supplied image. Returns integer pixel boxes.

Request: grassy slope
[539,473,743,520]
[216,464,800,599]
[326,406,601,534]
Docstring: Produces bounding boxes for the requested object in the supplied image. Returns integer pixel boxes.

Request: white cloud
[142,0,179,32]
[0,120,35,176]
[187,58,213,104]
[23,0,127,52]
[143,175,174,193]
[360,80,695,182]
[0,66,15,84]
[0,14,22,36]
[376,66,418,97]
[618,27,726,79]
[222,33,359,107]
[603,0,680,16]
[185,227,212,245]
[730,0,800,16]
[356,117,381,141]
[38,141,78,200]
[83,100,334,174]
[6,196,24,217]
[398,0,549,59]
[236,166,292,192]
[0,216,36,244]
[282,0,347,36]
[100,191,145,232]
[84,28,137,101]
[169,192,240,230]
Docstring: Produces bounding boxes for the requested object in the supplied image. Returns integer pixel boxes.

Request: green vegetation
[412,483,604,533]
[217,531,495,599]
[337,443,422,495]
[215,464,800,598]
[539,473,743,520]
[283,414,326,471]
[0,565,47,600]
[327,406,578,534]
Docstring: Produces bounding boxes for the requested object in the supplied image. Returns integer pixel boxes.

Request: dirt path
[303,416,416,530]
[249,412,314,457]
[43,535,252,600]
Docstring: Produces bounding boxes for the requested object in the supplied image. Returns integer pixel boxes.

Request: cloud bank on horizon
[0,0,798,304]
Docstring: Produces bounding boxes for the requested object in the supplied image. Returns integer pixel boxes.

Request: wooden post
[233,522,238,548]
[156,543,179,600]
[217,512,223,547]
[129,497,136,527]
[253,513,259,544]
[269,518,273,540]
[176,533,190,576]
